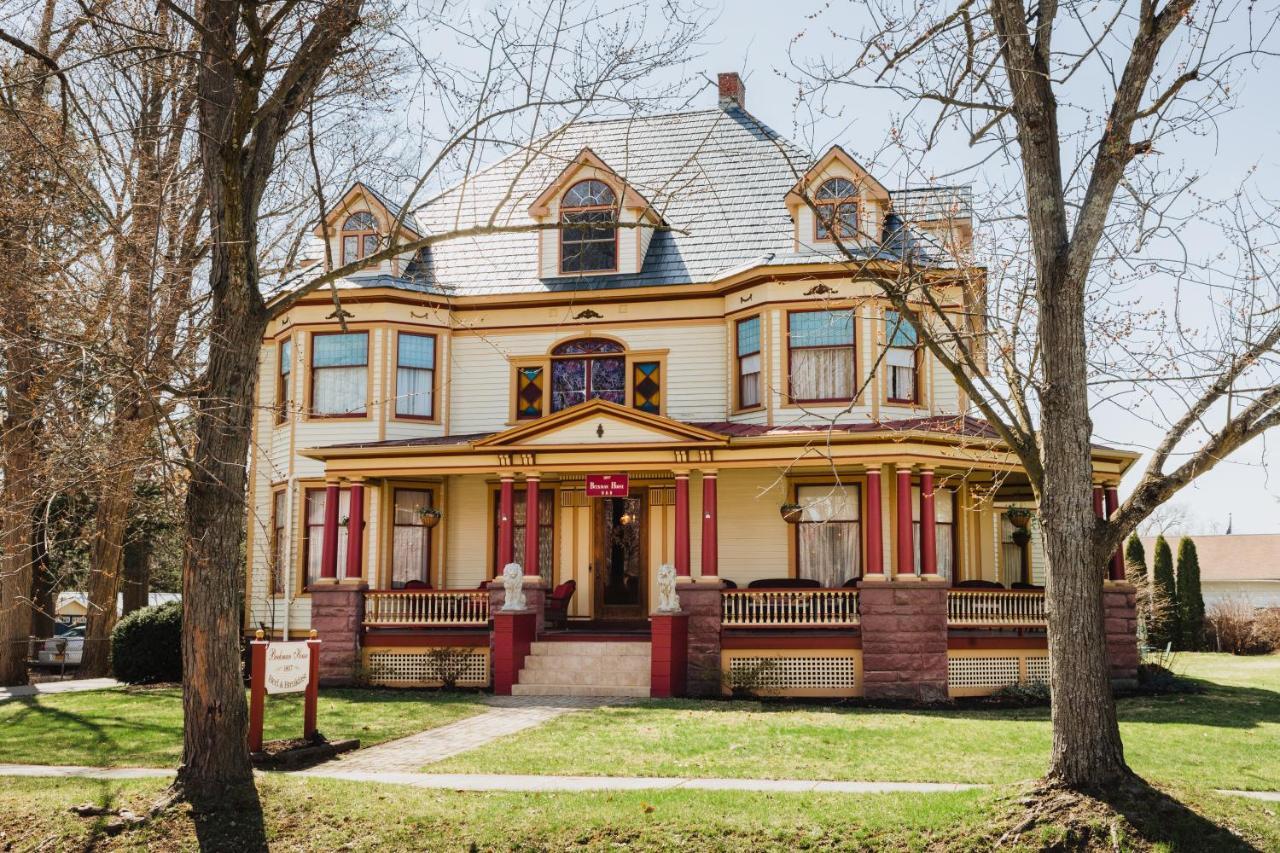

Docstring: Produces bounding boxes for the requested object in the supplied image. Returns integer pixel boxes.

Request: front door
[592,490,647,619]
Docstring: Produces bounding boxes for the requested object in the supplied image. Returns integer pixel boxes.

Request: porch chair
[403,580,432,590]
[545,580,576,630]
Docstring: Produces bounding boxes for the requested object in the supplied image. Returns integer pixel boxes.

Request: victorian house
[245,73,1140,700]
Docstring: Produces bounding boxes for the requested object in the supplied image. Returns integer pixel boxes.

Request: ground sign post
[249,629,321,752]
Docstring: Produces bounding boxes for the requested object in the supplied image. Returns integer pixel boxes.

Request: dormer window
[560,180,618,274]
[815,178,859,240]
[341,211,379,264]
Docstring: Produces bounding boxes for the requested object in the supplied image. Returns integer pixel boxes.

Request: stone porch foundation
[309,583,366,686]
[858,581,949,702]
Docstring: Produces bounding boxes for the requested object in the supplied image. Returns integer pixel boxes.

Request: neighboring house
[244,73,1140,700]
[1141,535,1280,610]
[55,592,181,625]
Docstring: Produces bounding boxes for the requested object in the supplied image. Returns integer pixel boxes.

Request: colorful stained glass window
[517,366,544,419]
[551,338,624,356]
[633,361,661,414]
[547,339,626,413]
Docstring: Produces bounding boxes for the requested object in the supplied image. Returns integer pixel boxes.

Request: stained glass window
[516,366,544,419]
[549,339,625,412]
[633,361,661,414]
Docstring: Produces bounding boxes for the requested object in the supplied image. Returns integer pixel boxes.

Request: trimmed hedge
[111,600,182,684]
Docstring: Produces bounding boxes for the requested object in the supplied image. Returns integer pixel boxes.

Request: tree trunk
[30,513,57,640]
[0,423,39,684]
[122,536,152,616]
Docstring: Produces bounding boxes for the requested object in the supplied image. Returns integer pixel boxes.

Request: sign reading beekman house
[264,642,312,694]
[585,474,630,498]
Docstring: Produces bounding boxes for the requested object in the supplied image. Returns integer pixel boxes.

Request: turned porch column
[674,471,690,576]
[919,469,937,576]
[320,480,340,580]
[864,467,884,577]
[524,473,541,580]
[1104,485,1125,581]
[498,475,515,569]
[701,471,718,577]
[895,465,915,578]
[344,479,365,579]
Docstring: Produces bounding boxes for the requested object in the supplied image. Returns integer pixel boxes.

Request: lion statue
[656,563,681,613]
[500,562,526,611]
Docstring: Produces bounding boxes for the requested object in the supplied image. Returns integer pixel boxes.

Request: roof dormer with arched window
[786,146,890,254]
[311,182,423,276]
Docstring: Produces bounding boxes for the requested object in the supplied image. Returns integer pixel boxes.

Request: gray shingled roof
[327,106,964,298]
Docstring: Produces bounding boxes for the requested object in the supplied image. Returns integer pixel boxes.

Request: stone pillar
[919,469,937,576]
[1103,582,1140,685]
[674,472,690,576]
[676,579,723,696]
[858,581,949,701]
[701,471,718,577]
[895,466,915,579]
[497,475,515,569]
[320,481,340,580]
[524,474,540,581]
[1104,486,1125,581]
[345,480,365,580]
[864,467,884,577]
[488,577,548,635]
[650,613,688,698]
[492,610,537,695]
[309,584,365,685]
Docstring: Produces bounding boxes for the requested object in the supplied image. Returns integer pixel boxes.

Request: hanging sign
[585,474,630,498]
[264,641,312,694]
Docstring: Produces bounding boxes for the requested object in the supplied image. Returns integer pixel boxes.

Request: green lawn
[0,687,486,768]
[429,653,1280,791]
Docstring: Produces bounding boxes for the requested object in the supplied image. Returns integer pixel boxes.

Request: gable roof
[1140,534,1280,582]
[313,181,423,239]
[526,147,664,221]
[474,398,727,448]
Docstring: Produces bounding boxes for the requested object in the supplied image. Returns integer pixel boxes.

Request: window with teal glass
[884,310,919,403]
[736,316,761,409]
[311,332,368,416]
[788,310,856,401]
[396,333,436,418]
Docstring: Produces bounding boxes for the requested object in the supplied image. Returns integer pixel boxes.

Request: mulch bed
[250,733,359,770]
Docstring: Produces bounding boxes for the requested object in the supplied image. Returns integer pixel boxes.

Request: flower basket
[417,507,442,529]
[780,503,804,524]
[1006,507,1033,530]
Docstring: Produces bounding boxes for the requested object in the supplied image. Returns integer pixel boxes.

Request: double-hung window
[788,310,856,402]
[736,316,761,409]
[270,490,288,595]
[396,333,436,418]
[884,310,919,404]
[796,484,861,587]
[493,489,555,584]
[311,332,368,417]
[303,487,350,587]
[912,486,956,579]
[276,339,292,423]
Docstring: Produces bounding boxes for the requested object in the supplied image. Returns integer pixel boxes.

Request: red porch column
[919,469,938,576]
[895,465,915,578]
[524,474,541,580]
[345,479,365,580]
[320,481,340,580]
[498,475,515,570]
[674,471,690,576]
[701,471,718,577]
[1092,485,1105,520]
[1104,485,1125,581]
[864,467,884,577]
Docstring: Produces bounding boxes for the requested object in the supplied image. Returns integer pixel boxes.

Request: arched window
[814,178,859,240]
[560,180,617,273]
[550,338,625,411]
[341,211,379,263]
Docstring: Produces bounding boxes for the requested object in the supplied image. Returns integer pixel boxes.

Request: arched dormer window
[341,211,379,264]
[814,178,859,241]
[550,338,625,411]
[560,180,617,274]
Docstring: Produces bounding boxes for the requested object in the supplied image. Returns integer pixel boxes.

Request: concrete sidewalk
[0,678,121,703]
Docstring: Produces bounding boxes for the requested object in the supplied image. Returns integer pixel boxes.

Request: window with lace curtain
[311,332,368,416]
[788,310,856,402]
[884,310,919,403]
[493,489,555,584]
[736,316,761,409]
[391,488,434,587]
[796,484,861,587]
[911,486,956,578]
[302,487,350,588]
[395,333,435,419]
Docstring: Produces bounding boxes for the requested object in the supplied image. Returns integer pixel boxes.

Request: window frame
[308,330,370,420]
[884,310,921,405]
[299,485,353,594]
[791,480,864,587]
[340,211,380,265]
[275,337,292,424]
[393,331,438,421]
[558,179,620,275]
[812,178,860,242]
[270,487,288,596]
[911,484,959,578]
[785,309,859,404]
[548,337,626,413]
[389,486,436,589]
[735,315,763,411]
[490,484,558,583]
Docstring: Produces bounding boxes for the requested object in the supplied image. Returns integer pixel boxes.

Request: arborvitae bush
[110,600,182,684]
[1149,536,1178,649]
[1175,537,1205,651]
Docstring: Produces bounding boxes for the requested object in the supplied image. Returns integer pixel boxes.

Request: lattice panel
[727,654,858,694]
[1025,656,1050,683]
[947,656,1019,689]
[364,648,489,687]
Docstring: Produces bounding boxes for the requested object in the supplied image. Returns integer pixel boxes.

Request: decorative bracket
[574,308,604,320]
[803,283,838,297]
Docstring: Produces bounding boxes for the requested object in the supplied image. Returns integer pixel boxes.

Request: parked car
[37,625,84,667]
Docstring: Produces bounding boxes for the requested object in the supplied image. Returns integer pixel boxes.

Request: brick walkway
[302,694,627,774]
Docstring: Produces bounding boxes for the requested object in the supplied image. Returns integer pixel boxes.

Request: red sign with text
[585,474,630,498]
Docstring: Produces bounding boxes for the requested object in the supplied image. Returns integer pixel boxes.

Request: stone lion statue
[500,562,526,611]
[656,563,680,613]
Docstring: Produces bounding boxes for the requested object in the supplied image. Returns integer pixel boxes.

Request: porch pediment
[474,399,727,449]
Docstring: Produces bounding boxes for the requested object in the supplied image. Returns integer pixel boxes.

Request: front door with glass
[592,491,647,619]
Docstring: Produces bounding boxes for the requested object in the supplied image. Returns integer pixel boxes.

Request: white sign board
[264,642,312,695]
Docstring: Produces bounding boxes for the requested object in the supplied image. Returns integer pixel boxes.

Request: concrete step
[510,683,650,698]
[520,654,650,673]
[513,666,650,687]
[529,640,650,658]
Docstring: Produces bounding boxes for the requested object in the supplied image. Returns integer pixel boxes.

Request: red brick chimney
[718,72,746,110]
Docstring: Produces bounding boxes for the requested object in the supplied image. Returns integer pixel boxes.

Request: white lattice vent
[947,656,1019,689]
[1025,656,1050,683]
[364,648,489,687]
[727,654,858,692]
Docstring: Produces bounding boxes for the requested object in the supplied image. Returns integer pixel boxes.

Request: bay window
[311,332,368,417]
[796,484,861,587]
[788,310,856,402]
[396,333,436,418]
[884,310,919,404]
[736,316,761,409]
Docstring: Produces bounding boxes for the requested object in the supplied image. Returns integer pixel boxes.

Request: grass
[0,686,486,768]
[430,653,1280,791]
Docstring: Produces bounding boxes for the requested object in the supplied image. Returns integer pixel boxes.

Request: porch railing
[947,589,1046,627]
[364,590,490,627]
[721,589,859,627]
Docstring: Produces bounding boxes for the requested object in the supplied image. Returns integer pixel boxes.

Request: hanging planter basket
[1006,507,1033,530]
[780,503,804,524]
[417,507,442,529]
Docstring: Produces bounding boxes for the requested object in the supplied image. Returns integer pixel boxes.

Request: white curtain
[396,367,433,417]
[739,353,761,407]
[305,490,349,585]
[791,347,854,400]
[314,366,366,416]
[886,347,916,401]
[272,491,288,594]
[796,485,860,586]
[392,490,432,586]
